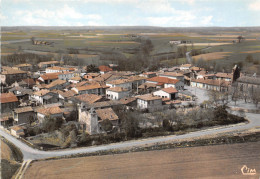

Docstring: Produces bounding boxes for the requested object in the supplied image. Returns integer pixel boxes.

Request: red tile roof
[162,87,178,94]
[0,93,18,103]
[99,65,112,72]
[147,76,180,84]
[95,108,119,121]
[36,106,63,115]
[40,73,60,81]
[106,87,129,92]
[137,94,162,101]
[75,94,103,104]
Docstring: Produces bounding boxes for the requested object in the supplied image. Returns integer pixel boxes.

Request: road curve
[0,112,259,160]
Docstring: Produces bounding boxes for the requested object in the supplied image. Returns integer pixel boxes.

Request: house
[127,76,147,89]
[236,76,260,92]
[31,89,59,105]
[9,86,33,101]
[180,64,192,71]
[215,73,233,81]
[38,61,60,69]
[18,78,36,88]
[74,94,104,104]
[99,65,112,74]
[136,94,162,109]
[153,87,178,100]
[95,108,119,126]
[106,87,130,100]
[55,90,77,102]
[72,83,109,95]
[58,71,75,81]
[38,73,60,84]
[45,66,69,73]
[1,93,19,113]
[106,79,132,90]
[13,106,35,125]
[159,72,184,82]
[83,73,100,81]
[10,125,26,137]
[0,67,27,85]
[119,97,137,107]
[69,76,82,83]
[36,106,63,123]
[78,107,118,134]
[138,83,157,94]
[14,63,33,71]
[146,76,184,90]
[140,72,157,78]
[190,78,230,92]
[44,79,69,91]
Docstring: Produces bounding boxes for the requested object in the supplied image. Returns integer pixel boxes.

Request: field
[23,141,260,179]
[1,138,23,179]
[1,27,260,73]
[192,52,232,61]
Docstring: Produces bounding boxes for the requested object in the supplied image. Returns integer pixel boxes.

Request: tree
[101,119,113,132]
[121,111,140,139]
[251,87,260,108]
[207,90,229,107]
[245,54,254,63]
[237,35,244,43]
[41,116,63,133]
[31,37,35,44]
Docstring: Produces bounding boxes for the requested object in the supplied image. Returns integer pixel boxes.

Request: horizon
[1,0,260,27]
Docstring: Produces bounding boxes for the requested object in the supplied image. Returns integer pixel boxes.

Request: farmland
[23,141,260,179]
[1,26,260,73]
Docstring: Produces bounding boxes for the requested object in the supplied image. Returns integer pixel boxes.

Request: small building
[38,73,60,84]
[106,79,132,90]
[153,87,178,100]
[190,78,230,92]
[38,61,60,69]
[10,125,26,137]
[44,79,69,91]
[36,106,63,123]
[99,65,112,74]
[119,97,137,107]
[159,72,184,82]
[14,63,33,71]
[146,76,184,90]
[140,72,157,78]
[215,73,233,81]
[31,89,59,105]
[180,64,192,71]
[1,93,19,113]
[58,71,75,81]
[72,83,109,95]
[18,78,36,88]
[136,94,162,109]
[74,94,104,104]
[13,106,35,125]
[106,87,130,100]
[0,67,27,85]
[46,66,69,73]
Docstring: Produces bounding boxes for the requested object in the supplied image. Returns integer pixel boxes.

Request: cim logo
[241,165,257,176]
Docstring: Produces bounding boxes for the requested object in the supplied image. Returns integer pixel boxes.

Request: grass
[192,52,232,61]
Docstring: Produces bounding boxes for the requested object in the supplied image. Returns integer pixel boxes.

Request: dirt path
[23,142,260,179]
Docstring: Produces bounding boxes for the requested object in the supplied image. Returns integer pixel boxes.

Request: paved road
[0,112,259,160]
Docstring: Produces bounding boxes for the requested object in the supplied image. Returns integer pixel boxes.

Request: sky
[1,0,260,27]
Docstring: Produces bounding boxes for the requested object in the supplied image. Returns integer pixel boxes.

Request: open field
[1,138,23,179]
[178,42,233,46]
[241,50,260,54]
[192,52,232,61]
[24,141,260,179]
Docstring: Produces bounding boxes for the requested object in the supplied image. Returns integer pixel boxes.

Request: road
[0,112,259,160]
[185,46,212,63]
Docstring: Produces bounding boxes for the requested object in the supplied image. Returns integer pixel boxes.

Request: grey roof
[9,86,33,95]
[237,76,260,85]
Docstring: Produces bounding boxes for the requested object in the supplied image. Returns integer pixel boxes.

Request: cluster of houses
[1,60,259,137]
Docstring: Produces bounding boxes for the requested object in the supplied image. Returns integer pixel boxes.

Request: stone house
[106,87,130,100]
[106,79,132,90]
[146,76,184,90]
[14,63,33,71]
[72,83,109,95]
[38,61,60,69]
[0,67,27,85]
[159,72,184,82]
[190,78,230,92]
[1,93,19,113]
[31,89,59,105]
[10,125,26,137]
[153,87,178,100]
[38,73,60,84]
[36,106,63,123]
[13,106,35,125]
[136,94,162,109]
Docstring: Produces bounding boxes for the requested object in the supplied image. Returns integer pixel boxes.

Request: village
[0,59,260,148]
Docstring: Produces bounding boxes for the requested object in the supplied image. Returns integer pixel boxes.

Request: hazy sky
[1,0,260,27]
